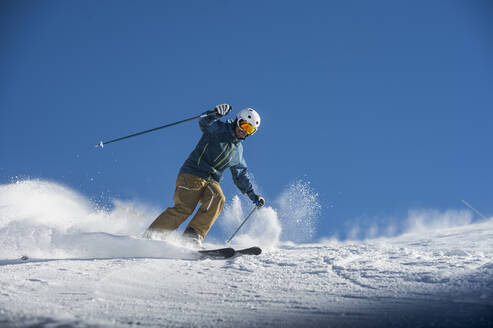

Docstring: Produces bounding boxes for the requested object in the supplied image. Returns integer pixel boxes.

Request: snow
[1,180,492,327]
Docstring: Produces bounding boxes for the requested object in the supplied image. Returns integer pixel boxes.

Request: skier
[145,104,265,248]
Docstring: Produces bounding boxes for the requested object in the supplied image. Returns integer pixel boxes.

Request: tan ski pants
[147,173,225,239]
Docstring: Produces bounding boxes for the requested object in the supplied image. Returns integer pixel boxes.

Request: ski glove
[247,190,265,207]
[215,104,232,117]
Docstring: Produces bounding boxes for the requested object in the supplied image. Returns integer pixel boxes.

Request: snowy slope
[1,180,492,327]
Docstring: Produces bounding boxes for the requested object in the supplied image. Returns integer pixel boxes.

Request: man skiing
[146,104,265,248]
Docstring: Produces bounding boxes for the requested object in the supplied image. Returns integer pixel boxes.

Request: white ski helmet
[236,108,261,136]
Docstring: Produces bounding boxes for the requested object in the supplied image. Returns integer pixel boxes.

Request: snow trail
[1,218,492,327]
[0,180,195,260]
[0,179,317,259]
[1,179,492,327]
[0,179,484,260]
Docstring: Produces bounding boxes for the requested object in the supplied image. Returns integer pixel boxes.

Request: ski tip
[251,247,262,255]
[240,246,262,255]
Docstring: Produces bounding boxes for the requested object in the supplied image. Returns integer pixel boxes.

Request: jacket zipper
[214,144,229,163]
[214,144,234,169]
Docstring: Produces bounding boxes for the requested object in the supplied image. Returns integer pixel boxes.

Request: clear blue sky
[1,0,491,240]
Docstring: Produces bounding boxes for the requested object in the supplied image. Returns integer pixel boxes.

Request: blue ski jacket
[179,110,253,194]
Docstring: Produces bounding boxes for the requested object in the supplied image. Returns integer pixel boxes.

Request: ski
[198,246,262,260]
[198,247,235,259]
[235,246,262,256]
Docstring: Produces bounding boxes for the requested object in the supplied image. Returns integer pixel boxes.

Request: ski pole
[95,112,215,148]
[226,205,259,245]
[461,200,488,220]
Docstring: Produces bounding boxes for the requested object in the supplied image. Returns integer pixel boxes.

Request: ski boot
[183,227,203,249]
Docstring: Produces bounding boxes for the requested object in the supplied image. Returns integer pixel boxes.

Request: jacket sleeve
[199,110,221,133]
[230,156,254,194]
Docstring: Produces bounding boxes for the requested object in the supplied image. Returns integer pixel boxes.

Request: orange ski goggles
[238,120,256,135]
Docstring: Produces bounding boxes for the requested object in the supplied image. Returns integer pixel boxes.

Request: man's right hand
[215,104,232,117]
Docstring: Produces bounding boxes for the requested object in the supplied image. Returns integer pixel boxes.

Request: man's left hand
[247,190,265,207]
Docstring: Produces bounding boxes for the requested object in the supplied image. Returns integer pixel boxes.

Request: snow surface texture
[0,180,492,327]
